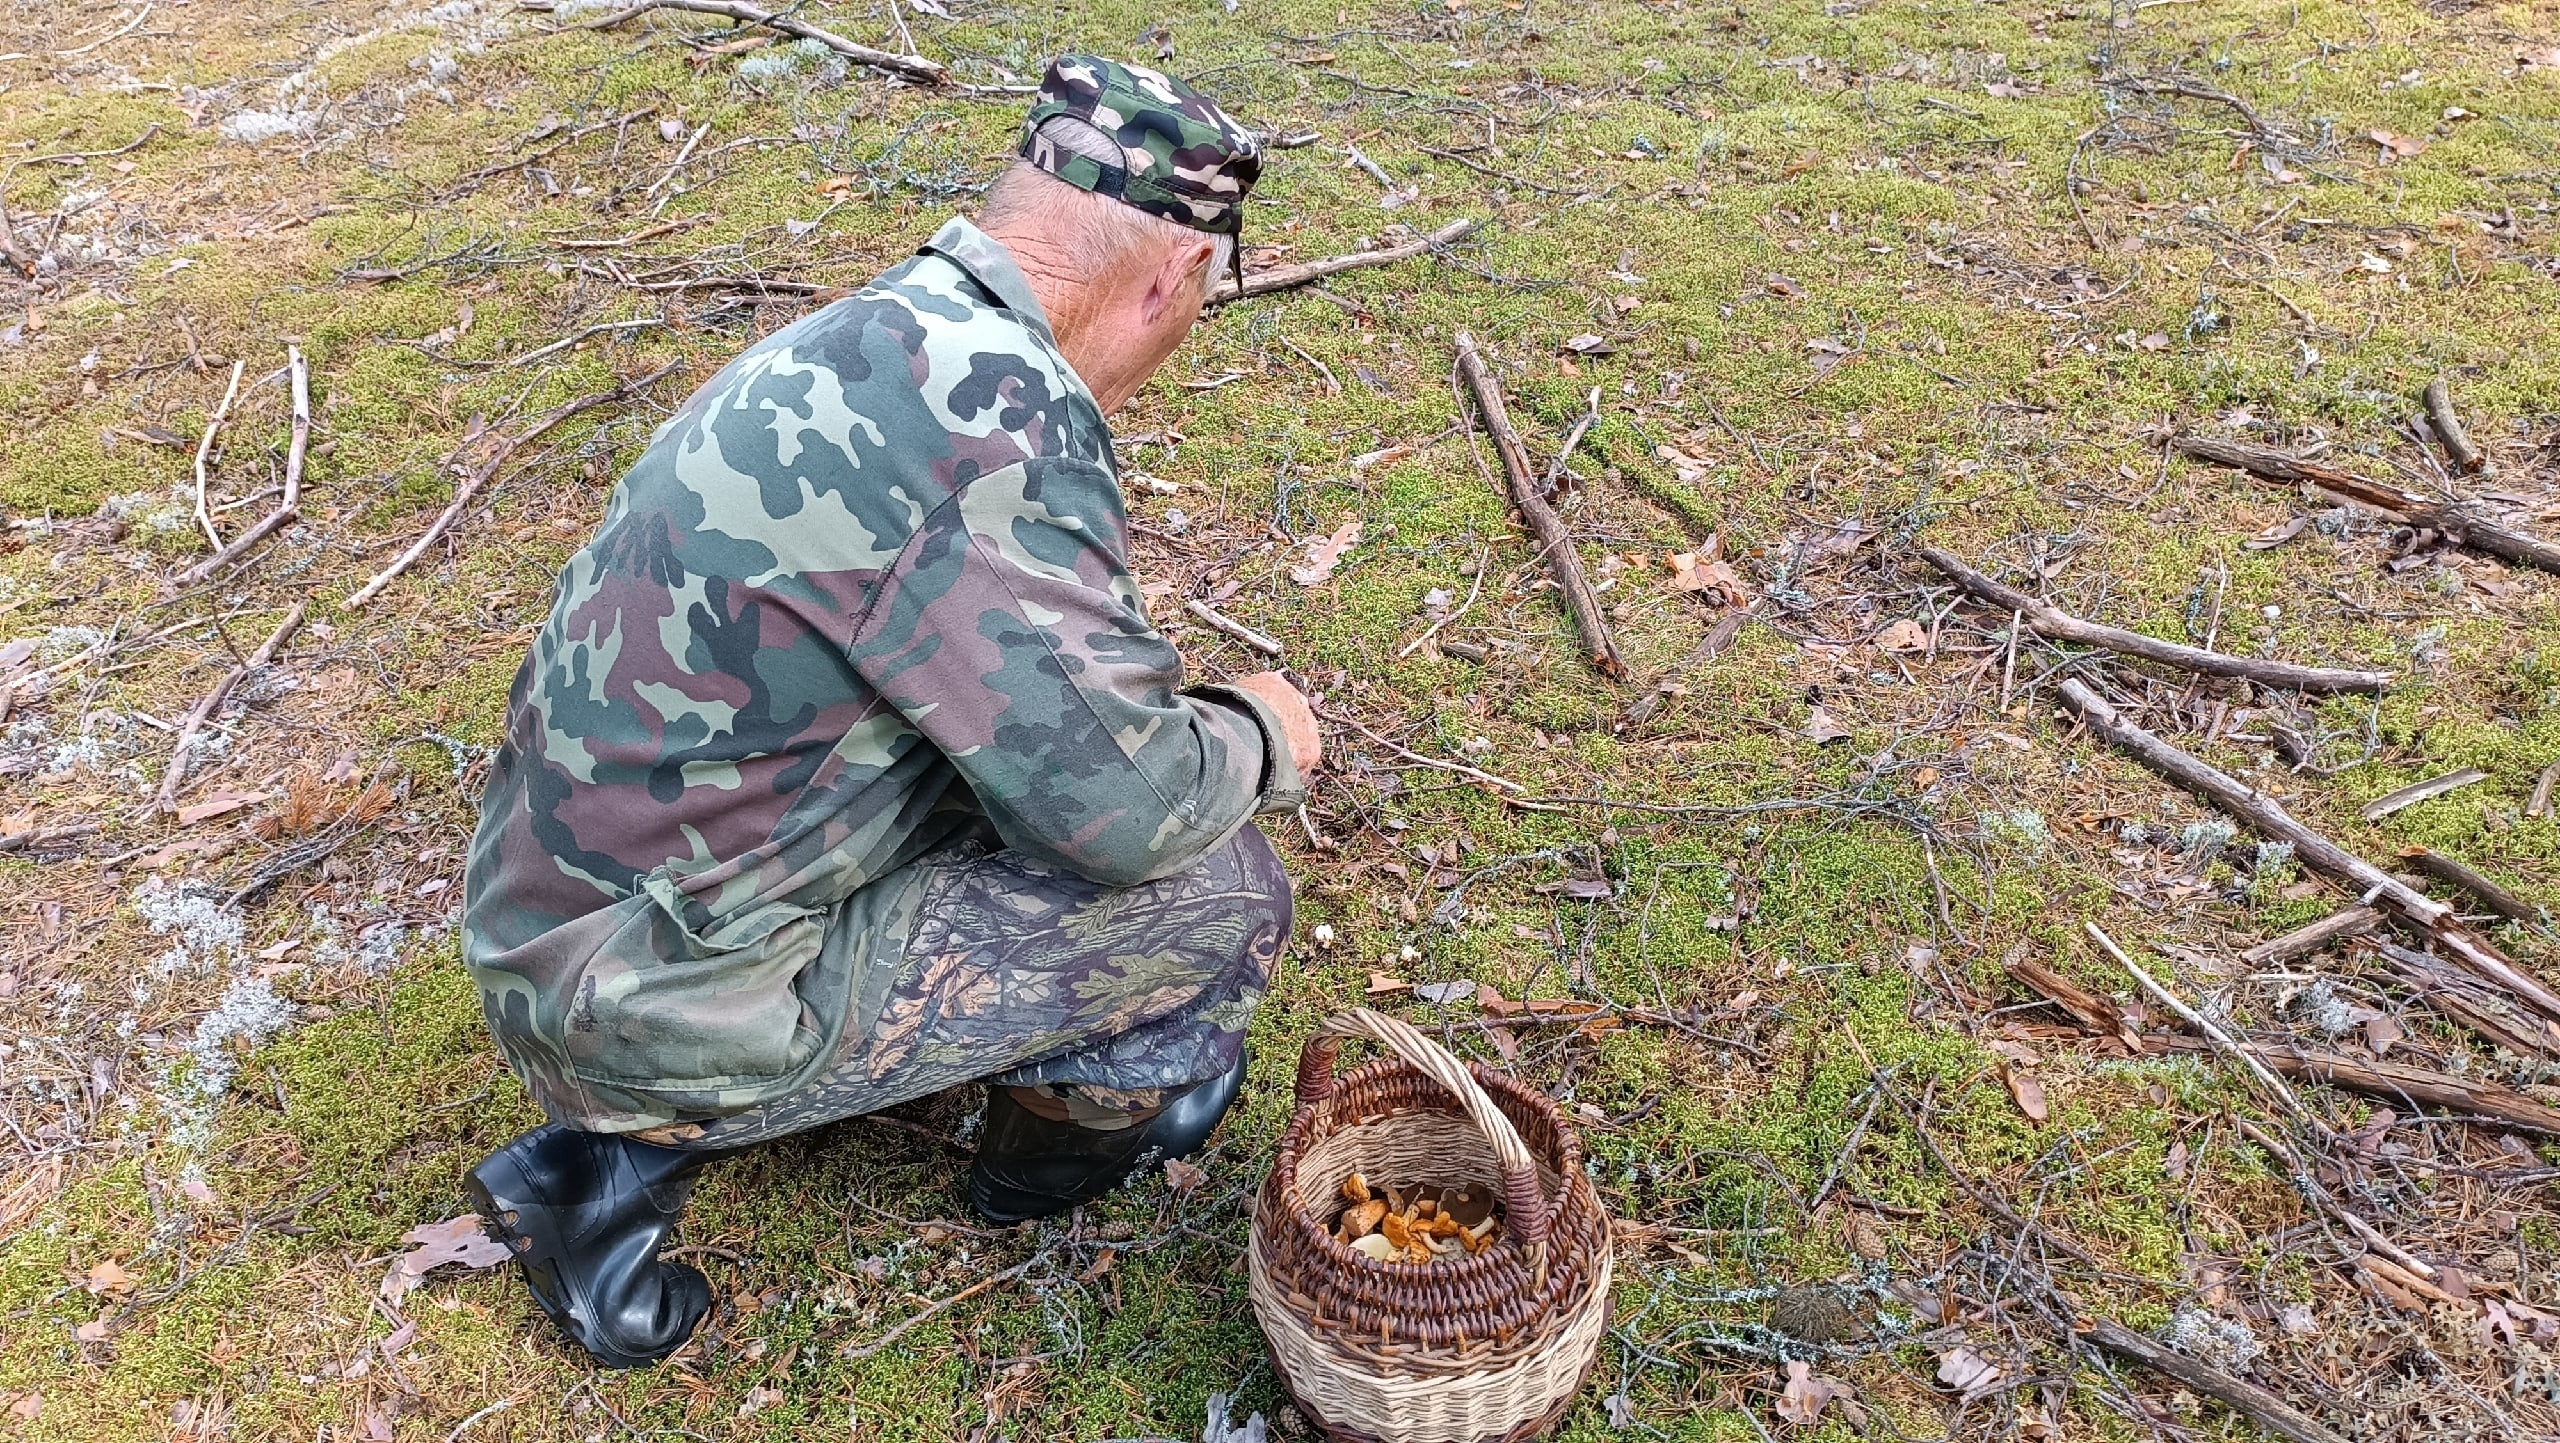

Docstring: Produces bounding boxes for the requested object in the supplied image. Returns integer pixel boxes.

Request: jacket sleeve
[845,455,1276,887]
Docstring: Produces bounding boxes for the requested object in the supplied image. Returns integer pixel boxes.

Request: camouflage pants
[649,823,1291,1150]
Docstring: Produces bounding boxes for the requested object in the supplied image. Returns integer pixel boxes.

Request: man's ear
[1145,238,1218,322]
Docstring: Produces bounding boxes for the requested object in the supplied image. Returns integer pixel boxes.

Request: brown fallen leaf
[1936,1343,2002,1396]
[1802,705,1852,744]
[5,1393,40,1421]
[1078,1246,1117,1281]
[83,1258,136,1298]
[1289,519,1362,586]
[2002,1064,2049,1124]
[378,1214,514,1306]
[1364,971,1412,996]
[73,1315,110,1343]
[1775,1359,1857,1425]
[1666,541,1750,605]
[174,790,271,827]
[2369,129,2430,159]
[1163,1156,1207,1194]
[2243,516,2306,550]
[1874,618,1928,652]
[2525,46,2560,71]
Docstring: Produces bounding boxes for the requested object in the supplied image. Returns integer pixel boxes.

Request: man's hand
[1229,671,1323,777]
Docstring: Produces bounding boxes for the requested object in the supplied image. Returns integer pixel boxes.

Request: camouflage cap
[1019,55,1261,237]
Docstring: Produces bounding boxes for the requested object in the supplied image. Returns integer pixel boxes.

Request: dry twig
[345,363,679,608]
[156,604,305,812]
[180,346,308,587]
[2077,1317,2348,1443]
[1211,220,1478,306]
[191,360,247,551]
[1452,331,1626,680]
[2421,375,2487,474]
[2058,678,2560,1036]
[1920,546,2391,694]
[575,0,948,85]
[2240,905,2380,966]
[2173,434,2560,576]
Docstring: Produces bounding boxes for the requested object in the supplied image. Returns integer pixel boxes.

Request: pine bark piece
[2359,767,2487,821]
[2240,906,2381,966]
[2079,1317,2349,1443]
[1453,331,1628,681]
[2004,954,2142,1050]
[2146,1035,2560,1134]
[1209,219,1478,306]
[1919,546,2391,694]
[2057,678,2560,1028]
[2172,434,2560,575]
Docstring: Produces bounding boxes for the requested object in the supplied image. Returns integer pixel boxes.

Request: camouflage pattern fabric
[462,217,1303,1134]
[1019,55,1261,235]
[631,824,1290,1150]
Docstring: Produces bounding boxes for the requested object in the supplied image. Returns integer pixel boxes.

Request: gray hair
[979,116,1233,300]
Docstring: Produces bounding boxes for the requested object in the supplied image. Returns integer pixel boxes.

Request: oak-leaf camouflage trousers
[626,823,1291,1150]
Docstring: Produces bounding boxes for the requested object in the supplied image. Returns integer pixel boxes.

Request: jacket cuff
[1187,683,1308,816]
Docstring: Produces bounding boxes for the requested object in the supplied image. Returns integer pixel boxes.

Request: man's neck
[979,223,1094,351]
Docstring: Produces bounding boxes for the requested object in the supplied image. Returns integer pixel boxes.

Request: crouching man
[457,57,1317,1367]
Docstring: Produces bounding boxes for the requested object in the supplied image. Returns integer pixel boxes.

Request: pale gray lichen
[2178,819,2236,865]
[2286,976,2360,1039]
[2162,1307,2262,1373]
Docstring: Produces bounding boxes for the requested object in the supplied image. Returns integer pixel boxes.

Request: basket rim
[1265,1056,1582,1286]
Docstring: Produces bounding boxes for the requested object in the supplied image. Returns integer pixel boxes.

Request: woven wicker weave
[1249,1010,1614,1443]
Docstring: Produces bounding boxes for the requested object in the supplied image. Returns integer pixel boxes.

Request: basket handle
[1291,1007,1554,1256]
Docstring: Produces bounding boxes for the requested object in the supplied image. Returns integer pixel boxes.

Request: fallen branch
[2421,375,2487,474]
[2240,905,2380,966]
[179,346,308,587]
[840,1257,1033,1360]
[2401,848,2537,925]
[2530,760,2558,820]
[1211,219,1478,306]
[2148,1036,2560,1134]
[1314,704,1526,794]
[576,0,948,86]
[1452,331,1627,681]
[156,604,305,812]
[2088,923,2323,1132]
[2077,1316,2348,1443]
[1920,546,2391,694]
[2370,939,2559,1060]
[1182,599,1282,657]
[345,363,678,608]
[2172,434,2560,576]
[2058,677,2560,1032]
[191,359,247,551]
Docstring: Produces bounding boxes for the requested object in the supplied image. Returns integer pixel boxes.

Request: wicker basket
[1249,1009,1614,1443]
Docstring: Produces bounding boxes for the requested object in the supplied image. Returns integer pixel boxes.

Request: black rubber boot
[968,1050,1248,1224]
[467,1124,718,1368]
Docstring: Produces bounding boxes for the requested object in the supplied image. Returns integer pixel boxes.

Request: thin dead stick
[2359,767,2487,821]
[2232,1117,2435,1285]
[346,363,678,608]
[2151,1037,2560,1135]
[191,359,247,550]
[54,3,154,58]
[2173,434,2560,575]
[1920,546,2391,694]
[1211,219,1479,306]
[2529,761,2558,820]
[2401,848,2538,925]
[1182,599,1282,656]
[505,317,665,368]
[644,121,708,197]
[2240,905,2380,966]
[180,346,308,586]
[577,0,948,86]
[1996,609,2022,712]
[1397,543,1490,660]
[2421,375,2486,474]
[156,603,305,811]
[840,1258,1032,1360]
[2369,940,2560,1059]
[1452,331,1626,680]
[1315,705,1526,794]
[2057,677,2560,1028]
[1543,386,1601,497]
[2087,922,2326,1134]
[2077,1317,2348,1443]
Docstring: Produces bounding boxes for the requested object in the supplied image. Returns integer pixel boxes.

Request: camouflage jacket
[462,218,1302,1132]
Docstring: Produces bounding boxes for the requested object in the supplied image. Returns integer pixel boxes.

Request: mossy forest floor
[3,0,2559,1438]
